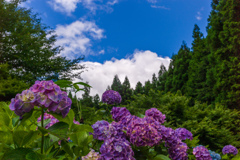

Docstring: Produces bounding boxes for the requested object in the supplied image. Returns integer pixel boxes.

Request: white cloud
[147,0,158,3]
[48,0,119,15]
[196,11,202,20]
[55,20,105,59]
[75,50,171,98]
[151,5,170,10]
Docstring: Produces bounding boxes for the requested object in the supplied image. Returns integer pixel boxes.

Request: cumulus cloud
[48,0,119,15]
[75,50,171,98]
[55,20,105,59]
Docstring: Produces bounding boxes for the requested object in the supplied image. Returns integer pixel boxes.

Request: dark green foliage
[111,75,122,94]
[134,81,144,95]
[171,42,191,94]
[157,64,167,91]
[143,80,151,95]
[121,76,133,105]
[151,73,158,90]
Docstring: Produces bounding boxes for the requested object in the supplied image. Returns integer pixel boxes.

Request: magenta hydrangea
[82,149,101,160]
[193,146,212,160]
[145,108,166,124]
[168,142,188,160]
[160,127,181,147]
[175,128,193,140]
[10,89,37,117]
[222,145,238,155]
[119,114,138,131]
[111,107,131,122]
[102,90,122,105]
[127,117,162,147]
[99,137,135,160]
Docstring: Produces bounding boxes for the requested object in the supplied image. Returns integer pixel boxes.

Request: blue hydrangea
[209,150,221,160]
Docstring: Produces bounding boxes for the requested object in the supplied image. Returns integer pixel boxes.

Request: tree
[121,76,133,104]
[157,64,167,91]
[134,81,144,95]
[111,75,122,95]
[143,80,151,95]
[151,73,157,90]
[0,0,84,84]
[171,42,191,94]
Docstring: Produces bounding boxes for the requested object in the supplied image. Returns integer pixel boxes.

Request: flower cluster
[99,138,135,160]
[10,80,72,118]
[222,145,238,155]
[10,89,37,117]
[82,149,101,160]
[168,142,188,160]
[127,116,162,147]
[175,128,193,141]
[102,90,122,105]
[145,108,166,124]
[111,107,131,122]
[209,150,221,160]
[193,146,212,160]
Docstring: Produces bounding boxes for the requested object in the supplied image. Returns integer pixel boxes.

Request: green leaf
[54,80,73,88]
[153,154,171,160]
[73,82,91,88]
[3,148,40,160]
[47,122,69,139]
[61,140,74,158]
[0,113,11,127]
[70,123,93,133]
[13,130,40,147]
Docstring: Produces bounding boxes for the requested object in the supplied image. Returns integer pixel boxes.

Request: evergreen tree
[81,82,93,108]
[111,75,122,95]
[151,73,158,90]
[157,64,167,91]
[121,76,133,104]
[171,42,191,94]
[93,94,100,109]
[164,59,174,93]
[143,80,151,95]
[134,81,144,95]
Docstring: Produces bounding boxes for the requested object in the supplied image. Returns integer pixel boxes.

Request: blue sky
[16,0,212,96]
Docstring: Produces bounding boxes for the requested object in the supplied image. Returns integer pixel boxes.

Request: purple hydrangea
[168,142,188,160]
[175,128,193,140]
[99,137,135,160]
[127,117,162,147]
[30,80,72,118]
[102,90,122,105]
[222,145,238,155]
[10,89,37,117]
[111,107,131,122]
[193,146,212,160]
[119,114,138,131]
[82,149,101,160]
[145,108,166,124]
[160,127,181,148]
[91,120,110,141]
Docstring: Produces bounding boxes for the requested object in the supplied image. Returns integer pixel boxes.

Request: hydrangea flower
[175,128,193,140]
[160,127,181,148]
[30,80,72,118]
[145,108,166,124]
[168,142,188,160]
[222,145,238,155]
[102,90,122,105]
[111,107,131,122]
[209,150,221,160]
[91,120,110,141]
[10,89,37,117]
[193,146,212,160]
[99,137,135,160]
[119,114,138,131]
[82,149,101,160]
[127,117,162,147]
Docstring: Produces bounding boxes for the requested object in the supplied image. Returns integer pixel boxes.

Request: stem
[41,108,44,154]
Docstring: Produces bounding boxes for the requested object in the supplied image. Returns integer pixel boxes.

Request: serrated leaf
[3,148,39,160]
[73,82,91,88]
[61,140,74,158]
[47,122,69,139]
[13,130,40,147]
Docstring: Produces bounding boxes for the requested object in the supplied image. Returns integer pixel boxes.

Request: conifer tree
[134,81,144,95]
[157,64,167,91]
[143,80,151,95]
[151,73,158,90]
[121,76,133,104]
[111,75,122,95]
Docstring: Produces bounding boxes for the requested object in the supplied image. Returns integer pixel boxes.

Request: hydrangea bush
[1,84,239,160]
